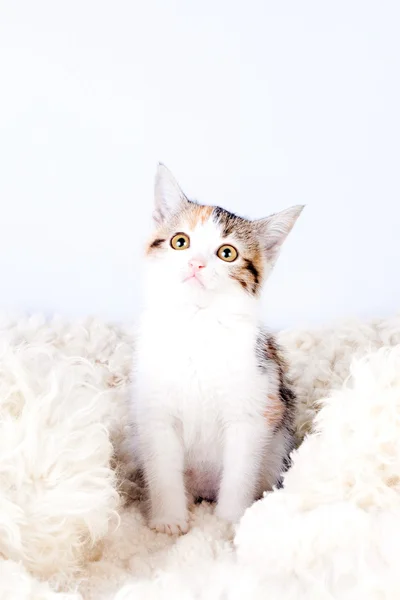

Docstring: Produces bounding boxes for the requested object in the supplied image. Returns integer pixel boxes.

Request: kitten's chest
[137,310,259,397]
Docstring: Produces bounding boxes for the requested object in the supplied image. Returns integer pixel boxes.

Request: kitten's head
[145,164,303,306]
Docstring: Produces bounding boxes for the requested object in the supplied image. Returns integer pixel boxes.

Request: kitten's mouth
[183,273,205,288]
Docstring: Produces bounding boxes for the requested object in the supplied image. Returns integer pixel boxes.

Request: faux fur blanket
[1,313,400,599]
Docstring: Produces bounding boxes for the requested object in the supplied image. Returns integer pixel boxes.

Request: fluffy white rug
[1,313,400,599]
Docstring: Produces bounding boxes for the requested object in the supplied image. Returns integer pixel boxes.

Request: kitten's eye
[217,244,238,262]
[170,233,190,250]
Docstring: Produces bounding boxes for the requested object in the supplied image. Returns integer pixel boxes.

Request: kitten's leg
[141,423,188,535]
[261,426,294,492]
[215,421,267,524]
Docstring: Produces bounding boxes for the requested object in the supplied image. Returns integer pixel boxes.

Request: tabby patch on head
[146,163,304,297]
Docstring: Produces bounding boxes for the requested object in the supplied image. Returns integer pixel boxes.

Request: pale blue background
[0,0,399,328]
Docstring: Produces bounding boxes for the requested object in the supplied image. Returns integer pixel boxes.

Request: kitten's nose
[189,259,206,271]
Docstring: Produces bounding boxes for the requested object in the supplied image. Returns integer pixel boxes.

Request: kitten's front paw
[149,517,189,535]
[215,503,244,524]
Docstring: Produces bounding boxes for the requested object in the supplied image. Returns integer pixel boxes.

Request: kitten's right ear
[153,163,187,225]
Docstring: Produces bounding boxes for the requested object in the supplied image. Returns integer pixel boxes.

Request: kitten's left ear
[153,163,188,225]
[257,205,305,263]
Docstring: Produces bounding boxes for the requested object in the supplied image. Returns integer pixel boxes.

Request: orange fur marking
[187,205,213,229]
[264,394,284,428]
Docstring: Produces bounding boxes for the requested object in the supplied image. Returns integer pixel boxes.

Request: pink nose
[189,259,205,271]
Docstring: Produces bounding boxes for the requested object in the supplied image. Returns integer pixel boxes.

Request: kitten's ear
[257,205,304,263]
[153,163,188,225]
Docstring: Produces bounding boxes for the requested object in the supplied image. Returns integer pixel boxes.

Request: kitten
[131,164,303,535]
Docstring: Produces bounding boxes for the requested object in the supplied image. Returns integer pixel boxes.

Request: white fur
[133,299,278,530]
[233,344,400,599]
[0,314,132,588]
[1,312,400,599]
[0,559,81,600]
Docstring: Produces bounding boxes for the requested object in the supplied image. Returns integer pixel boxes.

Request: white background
[0,0,399,329]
